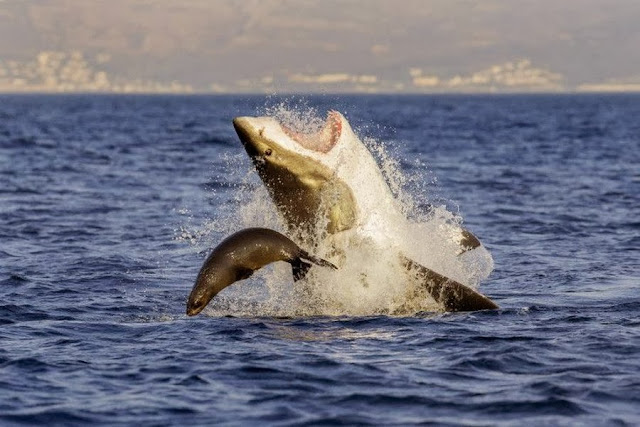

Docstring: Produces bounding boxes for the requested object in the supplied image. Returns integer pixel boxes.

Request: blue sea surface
[1,94,639,425]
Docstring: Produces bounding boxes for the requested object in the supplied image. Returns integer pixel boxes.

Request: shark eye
[264,148,273,156]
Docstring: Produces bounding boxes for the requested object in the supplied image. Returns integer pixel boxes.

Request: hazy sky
[1,0,639,93]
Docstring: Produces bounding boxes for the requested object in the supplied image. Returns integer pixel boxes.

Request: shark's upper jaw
[233,112,342,159]
[279,111,342,154]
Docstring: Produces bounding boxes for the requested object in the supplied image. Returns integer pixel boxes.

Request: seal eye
[264,148,273,156]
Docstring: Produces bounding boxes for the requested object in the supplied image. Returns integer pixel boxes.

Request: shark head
[232,110,352,171]
[233,111,359,236]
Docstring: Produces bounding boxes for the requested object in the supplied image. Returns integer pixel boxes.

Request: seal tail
[291,251,338,282]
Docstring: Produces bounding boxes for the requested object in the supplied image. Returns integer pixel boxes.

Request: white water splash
[190,103,493,317]
[263,99,326,134]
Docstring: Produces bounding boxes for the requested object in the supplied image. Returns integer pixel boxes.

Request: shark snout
[232,117,253,146]
[232,116,274,161]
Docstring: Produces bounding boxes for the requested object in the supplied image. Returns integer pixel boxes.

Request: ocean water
[0,94,638,425]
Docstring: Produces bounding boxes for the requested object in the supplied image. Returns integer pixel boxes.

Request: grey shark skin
[232,113,498,312]
[233,116,357,237]
[187,228,336,316]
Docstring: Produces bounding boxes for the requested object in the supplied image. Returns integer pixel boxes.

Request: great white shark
[228,110,498,312]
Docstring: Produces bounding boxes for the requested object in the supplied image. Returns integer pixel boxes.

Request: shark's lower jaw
[256,158,357,238]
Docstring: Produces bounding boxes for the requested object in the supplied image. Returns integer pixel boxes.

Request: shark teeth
[280,111,342,153]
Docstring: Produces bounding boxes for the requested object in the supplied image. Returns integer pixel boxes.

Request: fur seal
[186,227,337,316]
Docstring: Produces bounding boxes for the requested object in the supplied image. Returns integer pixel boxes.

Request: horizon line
[2,90,640,96]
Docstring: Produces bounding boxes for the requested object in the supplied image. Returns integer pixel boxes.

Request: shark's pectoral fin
[400,255,498,312]
[319,180,357,234]
[459,229,482,253]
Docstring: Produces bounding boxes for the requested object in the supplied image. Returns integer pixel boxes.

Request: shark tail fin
[401,255,498,312]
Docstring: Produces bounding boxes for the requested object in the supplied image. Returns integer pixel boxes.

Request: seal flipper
[291,259,312,282]
[299,251,338,270]
[401,255,498,312]
[291,252,337,281]
[236,268,254,281]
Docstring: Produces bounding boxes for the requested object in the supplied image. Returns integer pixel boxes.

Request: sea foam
[188,102,493,316]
